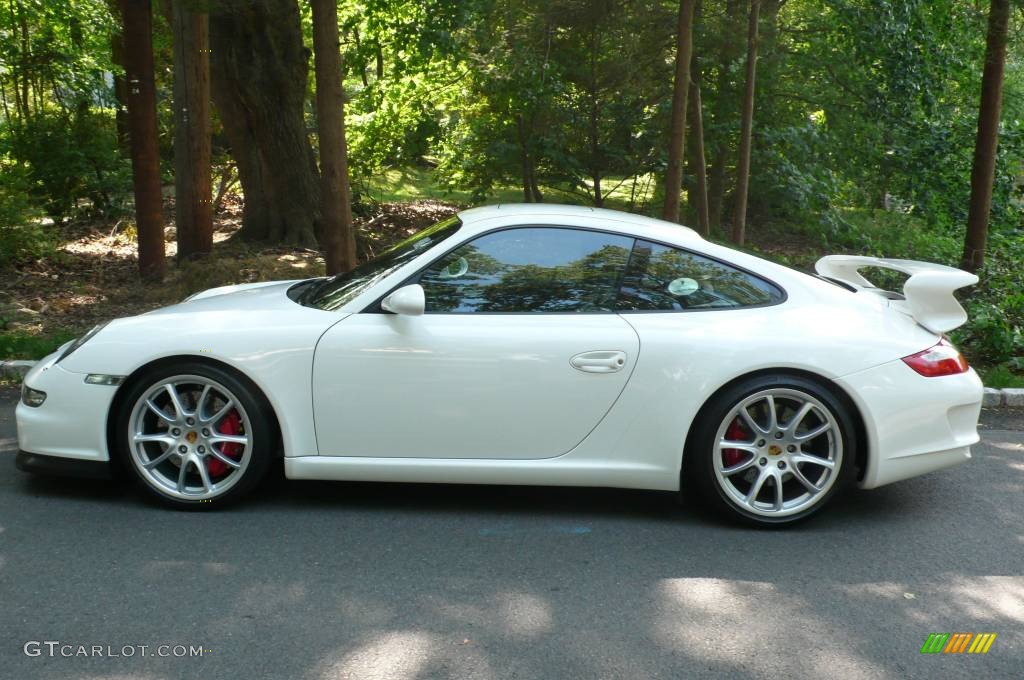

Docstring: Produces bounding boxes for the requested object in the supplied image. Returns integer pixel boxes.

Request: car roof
[456,203,702,244]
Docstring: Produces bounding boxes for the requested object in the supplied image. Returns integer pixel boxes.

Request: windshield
[299,216,463,311]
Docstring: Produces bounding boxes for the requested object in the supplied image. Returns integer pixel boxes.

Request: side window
[419,227,634,313]
[617,240,784,311]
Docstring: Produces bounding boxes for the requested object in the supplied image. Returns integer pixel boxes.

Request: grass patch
[0,330,77,360]
[977,363,1024,389]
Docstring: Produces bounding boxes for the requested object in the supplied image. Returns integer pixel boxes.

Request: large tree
[730,0,760,246]
[960,0,1010,273]
[208,0,320,246]
[707,0,743,228]
[119,0,166,280]
[311,0,357,274]
[661,0,697,223]
[687,58,710,236]
[171,0,212,259]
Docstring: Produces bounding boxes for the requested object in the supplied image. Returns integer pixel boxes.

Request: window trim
[361,224,787,315]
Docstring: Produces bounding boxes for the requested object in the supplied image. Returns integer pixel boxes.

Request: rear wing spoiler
[815,255,978,333]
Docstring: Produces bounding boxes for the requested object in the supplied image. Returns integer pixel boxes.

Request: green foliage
[0,0,1021,380]
[0,0,119,116]
[748,119,844,227]
[335,0,474,184]
[953,232,1024,368]
[747,0,1024,235]
[0,221,57,269]
[978,363,1024,389]
[2,109,131,223]
[434,0,674,205]
[0,157,54,267]
[0,330,76,360]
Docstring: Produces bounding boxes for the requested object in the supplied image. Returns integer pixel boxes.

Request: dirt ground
[0,197,459,342]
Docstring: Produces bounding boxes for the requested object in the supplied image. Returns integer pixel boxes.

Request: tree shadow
[3,433,1021,679]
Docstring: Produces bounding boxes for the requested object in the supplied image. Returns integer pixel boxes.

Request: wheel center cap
[768,444,782,456]
[185,431,198,444]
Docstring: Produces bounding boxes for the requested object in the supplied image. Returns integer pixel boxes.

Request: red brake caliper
[207,410,243,477]
[722,417,748,468]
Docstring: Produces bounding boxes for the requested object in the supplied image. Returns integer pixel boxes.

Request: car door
[312,226,641,459]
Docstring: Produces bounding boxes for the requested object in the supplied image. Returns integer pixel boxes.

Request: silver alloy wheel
[712,388,842,518]
[127,374,253,501]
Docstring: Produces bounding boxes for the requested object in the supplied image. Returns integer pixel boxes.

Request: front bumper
[837,360,983,489]
[15,353,117,463]
[16,450,113,479]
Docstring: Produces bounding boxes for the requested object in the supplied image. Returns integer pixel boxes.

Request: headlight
[56,322,109,364]
[21,384,46,407]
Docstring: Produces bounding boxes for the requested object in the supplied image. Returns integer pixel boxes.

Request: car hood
[147,280,307,315]
[59,279,342,376]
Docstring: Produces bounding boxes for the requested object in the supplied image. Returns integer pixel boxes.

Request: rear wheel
[686,375,856,527]
[115,363,274,509]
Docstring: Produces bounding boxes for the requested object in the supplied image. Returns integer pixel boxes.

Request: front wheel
[114,363,275,509]
[686,375,857,527]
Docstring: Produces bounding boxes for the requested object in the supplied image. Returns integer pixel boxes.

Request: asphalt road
[1,387,1022,680]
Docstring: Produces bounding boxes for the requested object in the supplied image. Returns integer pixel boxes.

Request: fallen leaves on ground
[0,198,460,342]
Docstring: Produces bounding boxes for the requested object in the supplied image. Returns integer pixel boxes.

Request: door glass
[419,227,634,313]
[617,240,784,310]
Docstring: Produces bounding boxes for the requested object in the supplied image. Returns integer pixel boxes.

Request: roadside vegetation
[0,1,1021,386]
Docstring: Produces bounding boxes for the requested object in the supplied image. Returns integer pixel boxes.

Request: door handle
[570,350,627,374]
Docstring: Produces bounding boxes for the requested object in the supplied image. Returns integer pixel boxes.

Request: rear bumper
[15,450,113,479]
[837,361,982,489]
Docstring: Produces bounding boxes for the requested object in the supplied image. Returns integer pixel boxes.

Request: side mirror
[381,284,425,316]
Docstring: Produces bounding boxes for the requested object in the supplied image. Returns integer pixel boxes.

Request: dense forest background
[0,0,1022,384]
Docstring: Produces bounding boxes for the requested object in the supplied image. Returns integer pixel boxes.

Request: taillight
[901,339,969,377]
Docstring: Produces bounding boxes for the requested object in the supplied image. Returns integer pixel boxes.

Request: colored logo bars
[921,633,997,655]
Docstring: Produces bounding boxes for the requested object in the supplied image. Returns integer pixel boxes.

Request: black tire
[113,361,275,510]
[684,373,857,527]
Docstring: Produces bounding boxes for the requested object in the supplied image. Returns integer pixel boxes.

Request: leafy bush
[0,330,77,361]
[953,233,1024,368]
[2,108,131,223]
[0,159,56,267]
[0,221,57,269]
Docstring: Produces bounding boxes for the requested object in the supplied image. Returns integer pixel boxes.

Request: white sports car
[15,204,983,526]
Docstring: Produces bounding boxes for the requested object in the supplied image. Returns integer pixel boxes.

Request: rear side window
[616,240,783,311]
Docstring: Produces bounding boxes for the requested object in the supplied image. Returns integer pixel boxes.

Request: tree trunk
[17,1,31,118]
[661,0,697,223]
[516,116,535,203]
[311,0,357,274]
[119,0,166,280]
[520,152,533,203]
[708,0,742,228]
[687,60,710,237]
[208,0,320,247]
[172,0,212,259]
[352,28,369,87]
[108,13,130,152]
[529,169,542,203]
[961,0,1009,273]
[515,115,544,203]
[730,0,760,246]
[106,1,129,149]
